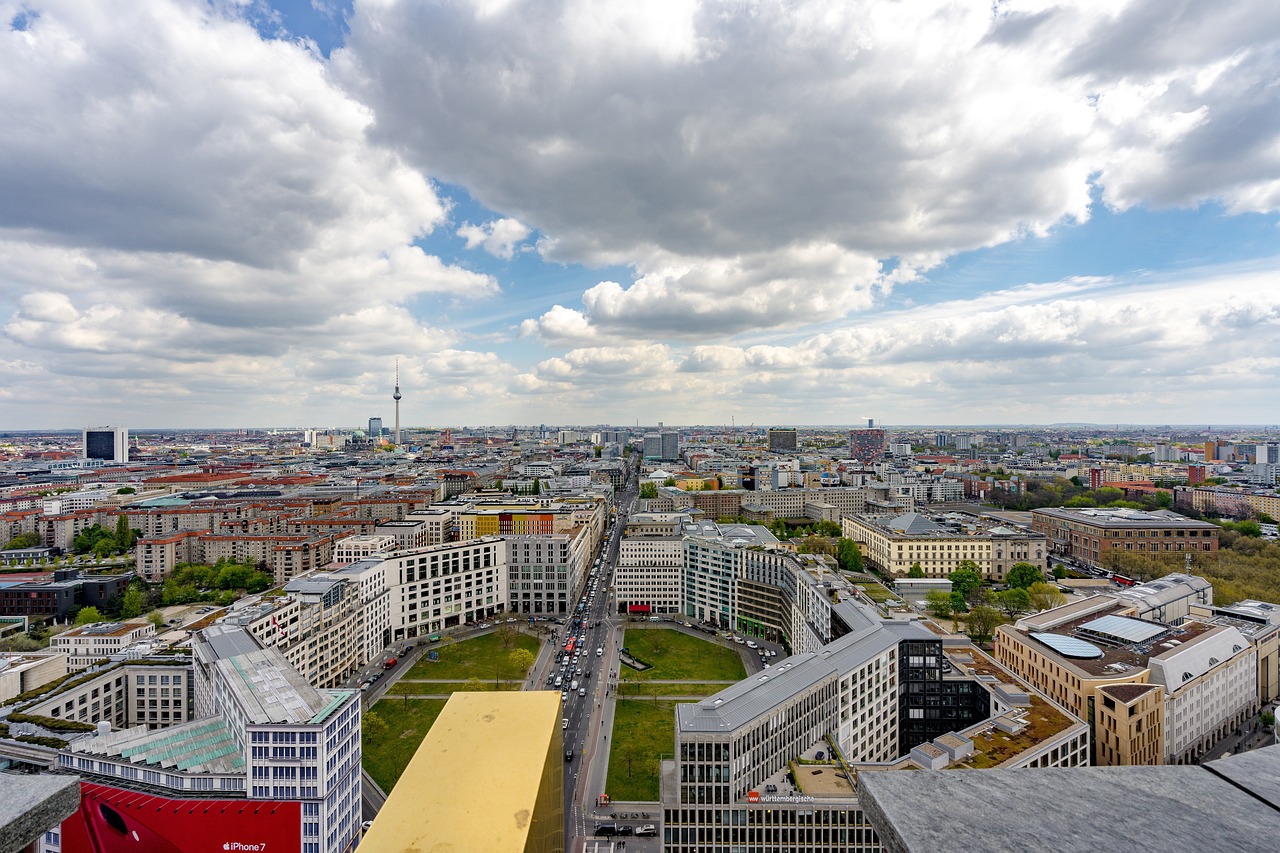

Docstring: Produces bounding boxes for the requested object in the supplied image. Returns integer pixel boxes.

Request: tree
[119,588,145,619]
[145,610,165,629]
[924,590,954,619]
[950,590,969,614]
[116,487,136,495]
[994,588,1031,618]
[1236,520,1263,538]
[1027,582,1067,612]
[531,478,541,495]
[496,623,519,650]
[3,531,41,550]
[639,482,658,499]
[114,514,135,550]
[907,562,925,579]
[836,538,863,573]
[948,564,983,600]
[663,477,677,487]
[363,711,388,739]
[74,606,104,625]
[1006,563,1044,589]
[965,605,1001,644]
[508,648,536,679]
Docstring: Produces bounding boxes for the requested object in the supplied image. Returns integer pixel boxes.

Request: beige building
[996,596,1257,765]
[0,653,67,703]
[22,661,191,730]
[51,621,156,669]
[842,511,1047,580]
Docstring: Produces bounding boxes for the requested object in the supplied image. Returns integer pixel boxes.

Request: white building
[380,537,509,642]
[51,621,156,669]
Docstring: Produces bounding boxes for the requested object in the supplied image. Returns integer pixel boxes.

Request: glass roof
[1078,614,1167,645]
[1030,632,1105,659]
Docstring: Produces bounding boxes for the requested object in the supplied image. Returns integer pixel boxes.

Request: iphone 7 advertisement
[59,782,300,853]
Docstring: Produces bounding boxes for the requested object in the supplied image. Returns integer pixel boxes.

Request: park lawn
[406,631,540,680]
[617,681,732,698]
[621,628,746,682]
[387,680,521,695]
[362,698,447,792]
[606,699,676,802]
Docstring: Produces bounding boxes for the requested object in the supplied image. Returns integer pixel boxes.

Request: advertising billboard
[60,782,300,853]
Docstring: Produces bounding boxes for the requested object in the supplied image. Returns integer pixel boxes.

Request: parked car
[636,825,657,837]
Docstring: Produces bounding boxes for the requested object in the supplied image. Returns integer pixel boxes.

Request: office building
[50,626,362,853]
[842,511,1048,581]
[50,620,156,669]
[368,417,383,438]
[82,426,129,463]
[849,428,886,464]
[644,430,681,461]
[767,428,798,453]
[995,596,1256,765]
[361,692,562,853]
[1030,507,1219,567]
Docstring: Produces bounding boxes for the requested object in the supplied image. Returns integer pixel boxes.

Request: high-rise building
[83,426,129,463]
[368,416,383,438]
[767,428,798,453]
[643,430,681,461]
[849,428,886,464]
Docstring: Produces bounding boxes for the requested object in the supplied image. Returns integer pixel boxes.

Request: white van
[570,680,579,691]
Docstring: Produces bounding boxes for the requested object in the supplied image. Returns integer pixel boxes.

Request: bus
[565,638,576,655]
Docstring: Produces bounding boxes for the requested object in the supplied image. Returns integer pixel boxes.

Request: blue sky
[1,1,1278,429]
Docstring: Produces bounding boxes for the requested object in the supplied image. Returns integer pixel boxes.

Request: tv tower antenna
[393,359,402,446]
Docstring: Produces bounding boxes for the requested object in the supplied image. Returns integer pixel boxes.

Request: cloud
[457,217,532,259]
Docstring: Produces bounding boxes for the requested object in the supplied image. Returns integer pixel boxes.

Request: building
[644,430,681,461]
[82,426,129,463]
[1030,507,1220,567]
[379,537,509,642]
[614,512,688,617]
[18,658,191,731]
[767,428,798,454]
[1109,573,1214,624]
[0,653,67,703]
[842,511,1047,581]
[368,416,383,438]
[361,692,562,853]
[50,626,362,853]
[858,745,1280,853]
[849,428,886,464]
[0,569,132,619]
[994,596,1257,765]
[50,621,156,669]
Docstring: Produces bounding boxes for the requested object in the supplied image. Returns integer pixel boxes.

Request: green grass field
[362,698,447,792]
[617,681,731,698]
[406,630,540,680]
[387,680,522,694]
[606,699,676,802]
[620,628,746,681]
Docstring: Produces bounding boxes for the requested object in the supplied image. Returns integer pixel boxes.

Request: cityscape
[3,1,1280,852]
[2,420,1279,851]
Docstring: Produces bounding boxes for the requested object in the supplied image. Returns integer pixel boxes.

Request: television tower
[393,360,402,446]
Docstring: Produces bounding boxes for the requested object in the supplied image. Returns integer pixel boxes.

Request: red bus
[566,638,576,655]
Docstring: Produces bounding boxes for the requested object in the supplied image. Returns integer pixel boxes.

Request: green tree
[907,562,925,579]
[3,531,42,550]
[947,564,984,599]
[950,590,969,613]
[1052,566,1067,580]
[74,606,104,625]
[965,605,1002,644]
[116,487,136,495]
[638,482,658,499]
[508,648,536,679]
[836,538,863,573]
[363,711,388,739]
[1006,562,1044,589]
[532,478,541,495]
[994,588,1032,618]
[1236,520,1263,538]
[1027,582,1067,612]
[92,537,117,560]
[663,477,677,487]
[119,588,145,619]
[114,514,135,550]
[924,590,954,619]
[145,610,165,629]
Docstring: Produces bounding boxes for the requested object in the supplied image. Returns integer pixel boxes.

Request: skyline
[2,1,1279,429]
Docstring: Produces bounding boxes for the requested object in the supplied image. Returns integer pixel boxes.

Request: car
[733,636,744,644]
[564,749,574,762]
[747,640,758,649]
[561,690,569,701]
[362,820,373,832]
[593,823,619,838]
[597,647,604,657]
[617,825,634,836]
[578,687,586,697]
[563,718,569,729]
[636,825,657,837]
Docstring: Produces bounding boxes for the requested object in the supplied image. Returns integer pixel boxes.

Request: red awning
[628,604,651,613]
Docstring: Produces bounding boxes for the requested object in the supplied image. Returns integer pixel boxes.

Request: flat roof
[859,745,1280,853]
[362,692,562,852]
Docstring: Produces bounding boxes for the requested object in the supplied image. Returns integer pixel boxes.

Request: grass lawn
[617,681,731,698]
[387,680,521,694]
[621,629,746,682]
[606,699,676,802]
[406,631,540,680]
[362,698,447,792]
[854,582,895,602]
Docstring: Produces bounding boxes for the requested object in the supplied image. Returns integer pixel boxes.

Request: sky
[1,0,1279,431]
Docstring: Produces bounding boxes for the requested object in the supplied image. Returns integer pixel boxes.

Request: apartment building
[1030,507,1219,567]
[842,511,1047,580]
[331,533,397,563]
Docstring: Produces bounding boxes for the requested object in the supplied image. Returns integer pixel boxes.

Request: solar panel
[1078,614,1166,645]
[1030,632,1105,659]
